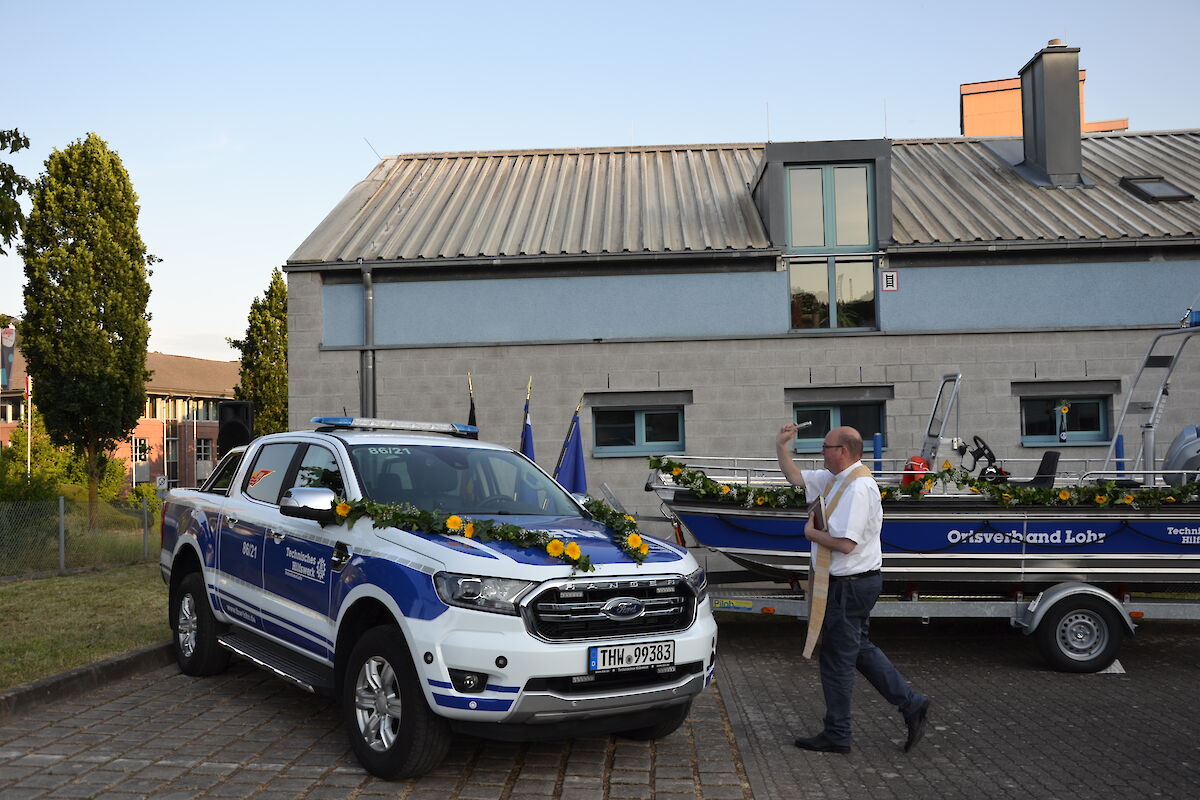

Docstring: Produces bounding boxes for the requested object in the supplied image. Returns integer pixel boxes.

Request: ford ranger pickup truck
[160,417,716,778]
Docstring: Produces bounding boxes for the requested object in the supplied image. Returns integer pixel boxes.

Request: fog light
[449,668,488,693]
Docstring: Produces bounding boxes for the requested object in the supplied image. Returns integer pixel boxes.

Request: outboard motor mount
[1162,425,1200,486]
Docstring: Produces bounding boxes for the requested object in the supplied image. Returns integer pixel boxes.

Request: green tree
[0,409,125,501]
[228,267,288,435]
[18,133,154,519]
[1,128,31,255]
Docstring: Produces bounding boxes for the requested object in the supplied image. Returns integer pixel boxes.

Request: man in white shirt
[775,423,930,754]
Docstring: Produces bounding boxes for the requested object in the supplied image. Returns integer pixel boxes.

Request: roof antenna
[363,138,382,160]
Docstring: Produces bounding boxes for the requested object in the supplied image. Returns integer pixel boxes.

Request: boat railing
[655,453,1136,488]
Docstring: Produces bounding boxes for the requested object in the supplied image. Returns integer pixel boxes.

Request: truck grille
[524,576,697,641]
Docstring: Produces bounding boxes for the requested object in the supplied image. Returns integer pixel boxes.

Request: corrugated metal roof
[890,130,1200,248]
[290,131,1200,267]
[288,144,772,265]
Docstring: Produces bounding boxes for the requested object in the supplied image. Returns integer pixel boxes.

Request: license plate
[588,641,675,673]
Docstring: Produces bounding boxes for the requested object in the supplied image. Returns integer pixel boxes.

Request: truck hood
[376,514,688,568]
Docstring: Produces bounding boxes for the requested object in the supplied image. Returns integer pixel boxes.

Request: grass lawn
[0,562,170,692]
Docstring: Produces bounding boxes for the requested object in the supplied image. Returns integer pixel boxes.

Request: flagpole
[554,394,585,476]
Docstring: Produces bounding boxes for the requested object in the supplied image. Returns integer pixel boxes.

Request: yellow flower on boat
[639,542,649,556]
[923,479,934,491]
[1165,496,1178,503]
[626,533,643,550]
[1094,495,1108,505]
[1060,405,1070,415]
[1001,493,1013,502]
[445,515,464,532]
[969,487,981,494]
[672,467,683,476]
[335,502,351,518]
[565,542,581,560]
[624,514,636,523]
[720,485,731,495]
[755,495,767,505]
[463,522,475,538]
[546,539,565,557]
[1123,494,1135,505]
[1058,489,1071,501]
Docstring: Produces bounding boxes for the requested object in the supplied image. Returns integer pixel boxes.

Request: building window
[1020,396,1110,445]
[196,438,212,461]
[132,438,149,462]
[791,403,887,454]
[787,165,873,251]
[789,256,876,329]
[785,164,877,330]
[593,408,685,457]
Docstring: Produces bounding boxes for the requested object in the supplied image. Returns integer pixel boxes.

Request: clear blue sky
[3,0,1196,361]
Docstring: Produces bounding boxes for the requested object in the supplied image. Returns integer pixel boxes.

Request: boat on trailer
[650,326,1200,593]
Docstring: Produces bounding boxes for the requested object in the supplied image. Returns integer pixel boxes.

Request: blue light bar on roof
[311,417,479,437]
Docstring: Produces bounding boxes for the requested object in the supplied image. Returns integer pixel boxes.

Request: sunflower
[1058,489,1071,501]
[546,539,565,557]
[1123,494,1135,505]
[626,533,643,550]
[1165,496,1178,503]
[671,467,683,476]
[755,495,767,505]
[1094,495,1108,505]
[719,485,731,495]
[445,515,464,532]
[463,522,475,538]
[639,542,649,556]
[335,502,351,518]
[564,542,581,560]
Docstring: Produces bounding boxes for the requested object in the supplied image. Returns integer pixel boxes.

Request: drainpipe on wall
[360,258,376,417]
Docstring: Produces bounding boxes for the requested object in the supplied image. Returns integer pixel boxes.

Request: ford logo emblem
[600,597,646,621]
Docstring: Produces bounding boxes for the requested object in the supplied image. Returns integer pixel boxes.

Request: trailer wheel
[1035,596,1123,673]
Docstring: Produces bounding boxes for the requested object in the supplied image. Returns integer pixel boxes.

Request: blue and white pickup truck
[160,417,716,779]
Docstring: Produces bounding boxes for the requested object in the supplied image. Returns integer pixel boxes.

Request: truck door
[261,443,346,662]
[216,442,300,631]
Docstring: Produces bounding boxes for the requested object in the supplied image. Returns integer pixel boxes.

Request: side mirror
[280,487,337,525]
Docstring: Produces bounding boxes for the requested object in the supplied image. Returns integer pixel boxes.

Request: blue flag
[554,412,587,495]
[519,380,535,461]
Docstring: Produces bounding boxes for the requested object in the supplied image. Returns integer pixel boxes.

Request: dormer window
[1119,175,1194,203]
[787,165,874,250]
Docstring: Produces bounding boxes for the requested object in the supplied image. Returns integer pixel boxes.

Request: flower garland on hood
[331,496,648,573]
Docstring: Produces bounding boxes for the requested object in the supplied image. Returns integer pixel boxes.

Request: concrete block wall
[286,317,1200,522]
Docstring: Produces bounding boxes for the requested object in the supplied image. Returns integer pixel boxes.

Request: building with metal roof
[284,40,1200,526]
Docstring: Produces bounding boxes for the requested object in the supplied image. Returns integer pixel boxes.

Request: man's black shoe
[904,699,930,752]
[793,733,851,754]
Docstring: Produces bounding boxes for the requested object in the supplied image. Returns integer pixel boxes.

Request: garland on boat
[331,496,649,573]
[648,456,1200,509]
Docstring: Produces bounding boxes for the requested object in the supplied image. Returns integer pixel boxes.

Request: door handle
[268,529,284,543]
[331,542,351,573]
[225,517,239,526]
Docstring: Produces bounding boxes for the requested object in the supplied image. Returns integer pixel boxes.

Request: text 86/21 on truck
[160,417,716,779]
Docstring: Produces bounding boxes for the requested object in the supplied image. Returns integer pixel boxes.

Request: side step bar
[217,630,336,695]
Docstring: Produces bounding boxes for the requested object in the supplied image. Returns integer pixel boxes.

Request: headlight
[434,572,536,616]
[686,567,708,600]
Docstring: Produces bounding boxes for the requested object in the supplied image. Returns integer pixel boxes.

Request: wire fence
[0,498,156,580]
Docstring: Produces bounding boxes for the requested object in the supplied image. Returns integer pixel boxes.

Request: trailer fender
[1020,582,1136,637]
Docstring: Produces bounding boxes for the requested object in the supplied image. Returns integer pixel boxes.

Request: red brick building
[1,346,239,490]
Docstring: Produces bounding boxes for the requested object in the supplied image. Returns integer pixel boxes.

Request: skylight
[1119,175,1194,203]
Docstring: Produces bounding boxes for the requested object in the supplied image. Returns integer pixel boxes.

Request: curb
[0,641,175,722]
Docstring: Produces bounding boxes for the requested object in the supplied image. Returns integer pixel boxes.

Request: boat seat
[1013,450,1060,487]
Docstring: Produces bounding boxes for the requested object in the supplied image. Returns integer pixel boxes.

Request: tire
[1035,596,1124,673]
[171,571,231,676]
[617,698,693,741]
[342,626,451,780]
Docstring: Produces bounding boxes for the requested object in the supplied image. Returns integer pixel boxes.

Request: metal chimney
[1019,39,1085,187]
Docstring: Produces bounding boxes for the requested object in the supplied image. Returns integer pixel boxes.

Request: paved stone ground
[0,660,751,800]
[1,616,1198,799]
[718,614,1200,800]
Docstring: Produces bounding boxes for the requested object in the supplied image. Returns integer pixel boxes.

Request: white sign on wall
[881,270,899,291]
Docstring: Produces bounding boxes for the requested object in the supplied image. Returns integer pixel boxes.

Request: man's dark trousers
[818,572,925,747]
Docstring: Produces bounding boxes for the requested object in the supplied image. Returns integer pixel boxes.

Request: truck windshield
[346,444,581,516]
